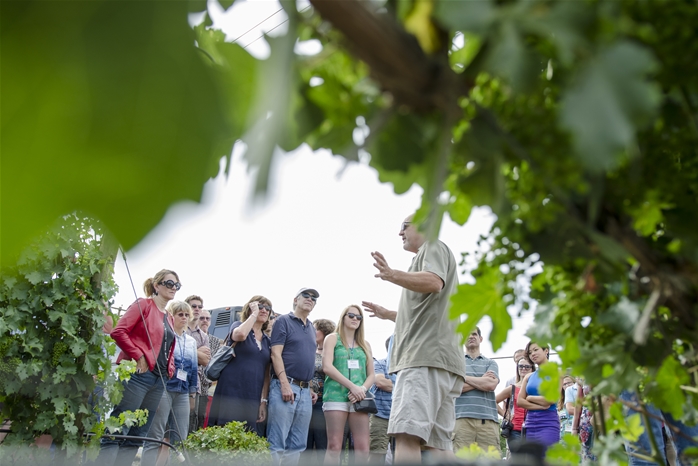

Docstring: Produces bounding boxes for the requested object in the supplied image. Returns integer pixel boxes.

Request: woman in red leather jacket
[93,269,180,466]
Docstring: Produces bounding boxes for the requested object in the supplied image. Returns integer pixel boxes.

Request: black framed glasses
[269,314,277,321]
[159,280,181,291]
[346,312,363,321]
[300,292,317,302]
[190,304,203,309]
[400,221,412,232]
[198,316,211,321]
[175,312,190,318]
[518,364,533,370]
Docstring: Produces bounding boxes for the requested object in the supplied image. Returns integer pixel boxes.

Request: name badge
[348,359,360,369]
[176,369,187,381]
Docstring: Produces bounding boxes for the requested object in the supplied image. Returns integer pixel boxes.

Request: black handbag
[353,393,378,414]
[203,334,238,382]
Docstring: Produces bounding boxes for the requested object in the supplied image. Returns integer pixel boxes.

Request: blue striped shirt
[372,358,396,420]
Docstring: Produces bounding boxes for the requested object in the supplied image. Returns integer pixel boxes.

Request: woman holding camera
[496,355,536,444]
[322,305,375,465]
[208,296,272,435]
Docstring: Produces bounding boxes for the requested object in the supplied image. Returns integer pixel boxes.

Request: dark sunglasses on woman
[159,279,181,291]
[347,313,363,321]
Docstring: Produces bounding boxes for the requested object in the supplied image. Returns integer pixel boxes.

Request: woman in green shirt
[322,304,375,464]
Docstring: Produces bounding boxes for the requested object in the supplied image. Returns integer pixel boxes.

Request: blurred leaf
[538,361,561,403]
[597,297,640,334]
[434,0,496,35]
[2,0,230,266]
[451,267,512,351]
[649,356,690,419]
[404,0,441,54]
[560,41,661,172]
[546,433,581,464]
[628,189,674,237]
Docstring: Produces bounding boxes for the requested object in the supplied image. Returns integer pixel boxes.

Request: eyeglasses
[563,381,575,387]
[258,304,273,312]
[300,292,317,302]
[198,316,211,321]
[190,304,203,309]
[175,312,190,318]
[400,221,412,232]
[518,364,533,370]
[346,313,363,321]
[159,280,181,291]
[269,314,277,321]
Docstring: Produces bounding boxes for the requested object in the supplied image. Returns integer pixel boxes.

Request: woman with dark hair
[496,355,536,446]
[322,305,375,465]
[94,269,180,466]
[517,341,561,450]
[208,296,272,435]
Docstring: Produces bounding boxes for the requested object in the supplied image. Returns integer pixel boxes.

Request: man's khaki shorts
[452,417,501,454]
[388,366,463,451]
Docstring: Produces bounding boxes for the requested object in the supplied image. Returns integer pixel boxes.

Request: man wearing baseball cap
[267,287,320,466]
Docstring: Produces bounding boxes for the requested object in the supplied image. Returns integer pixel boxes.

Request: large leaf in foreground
[1,1,230,265]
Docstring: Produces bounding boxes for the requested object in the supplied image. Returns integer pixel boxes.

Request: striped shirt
[454,354,499,422]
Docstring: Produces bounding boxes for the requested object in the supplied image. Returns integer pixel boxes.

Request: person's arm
[322,334,367,402]
[496,387,513,417]
[564,385,577,415]
[271,345,294,403]
[232,303,259,341]
[359,344,375,396]
[527,395,554,408]
[110,299,151,372]
[375,374,393,392]
[517,373,544,410]
[464,371,499,392]
[258,362,271,422]
[361,302,397,322]
[197,345,211,366]
[372,251,443,293]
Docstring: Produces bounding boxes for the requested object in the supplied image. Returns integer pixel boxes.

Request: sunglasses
[400,221,412,232]
[159,280,181,291]
[198,316,211,321]
[269,314,277,321]
[346,312,363,321]
[518,364,533,370]
[175,312,190,318]
[258,304,273,312]
[190,304,203,309]
[300,292,317,302]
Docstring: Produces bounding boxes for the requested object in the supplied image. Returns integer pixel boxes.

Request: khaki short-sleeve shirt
[389,240,466,378]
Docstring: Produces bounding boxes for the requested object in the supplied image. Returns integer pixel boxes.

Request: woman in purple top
[208,296,272,435]
[517,341,560,450]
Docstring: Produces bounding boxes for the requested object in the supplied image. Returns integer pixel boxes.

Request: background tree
[3,0,698,461]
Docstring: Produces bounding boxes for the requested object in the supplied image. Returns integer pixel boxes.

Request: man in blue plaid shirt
[370,336,397,464]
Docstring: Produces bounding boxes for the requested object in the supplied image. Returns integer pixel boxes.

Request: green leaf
[538,361,561,403]
[2,0,231,266]
[652,356,690,419]
[450,267,512,351]
[434,0,496,36]
[560,41,661,172]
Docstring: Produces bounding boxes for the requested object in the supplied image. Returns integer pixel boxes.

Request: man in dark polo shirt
[268,287,319,466]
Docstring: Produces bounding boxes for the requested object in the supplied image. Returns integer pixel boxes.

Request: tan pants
[452,417,501,454]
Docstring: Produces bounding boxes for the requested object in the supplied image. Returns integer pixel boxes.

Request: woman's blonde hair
[143,269,180,298]
[167,300,192,316]
[335,305,370,357]
[241,295,272,333]
[558,375,575,411]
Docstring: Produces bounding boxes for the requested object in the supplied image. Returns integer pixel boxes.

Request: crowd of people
[89,215,698,466]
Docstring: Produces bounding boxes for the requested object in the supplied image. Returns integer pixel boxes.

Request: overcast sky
[111,0,538,393]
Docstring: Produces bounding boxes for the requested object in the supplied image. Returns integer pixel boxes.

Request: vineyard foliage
[3,0,698,461]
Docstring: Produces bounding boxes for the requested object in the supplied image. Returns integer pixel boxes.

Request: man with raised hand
[184,295,210,432]
[363,215,466,464]
[453,327,500,454]
[268,288,319,466]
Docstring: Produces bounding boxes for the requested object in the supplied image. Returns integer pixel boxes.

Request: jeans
[267,378,313,466]
[621,391,698,466]
[141,391,190,466]
[92,370,165,466]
